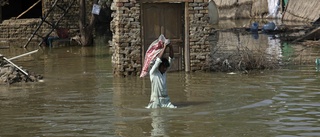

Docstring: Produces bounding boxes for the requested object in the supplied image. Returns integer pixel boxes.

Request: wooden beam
[293,27,320,42]
[16,0,41,19]
[3,57,29,76]
[8,49,39,61]
[184,2,190,72]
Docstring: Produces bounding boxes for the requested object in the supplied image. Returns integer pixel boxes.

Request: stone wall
[0,19,40,41]
[110,0,142,76]
[42,0,81,34]
[188,1,212,71]
[110,0,213,76]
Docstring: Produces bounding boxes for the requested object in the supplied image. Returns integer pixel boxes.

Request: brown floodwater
[1,32,320,137]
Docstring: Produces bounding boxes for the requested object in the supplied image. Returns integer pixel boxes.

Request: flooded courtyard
[1,24,320,136]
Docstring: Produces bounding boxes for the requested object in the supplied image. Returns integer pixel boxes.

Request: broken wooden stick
[8,49,39,61]
[3,57,29,76]
[16,0,41,19]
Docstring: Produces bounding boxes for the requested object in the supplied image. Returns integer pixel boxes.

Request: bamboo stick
[293,27,320,42]
[8,49,39,61]
[3,57,29,76]
[184,2,190,72]
[16,0,41,19]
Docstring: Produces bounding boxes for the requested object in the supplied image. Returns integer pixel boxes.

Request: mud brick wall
[188,0,212,71]
[110,0,212,76]
[110,0,142,76]
[0,19,40,41]
[0,0,92,41]
[42,0,81,35]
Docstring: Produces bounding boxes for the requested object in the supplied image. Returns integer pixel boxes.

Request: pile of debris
[0,50,43,85]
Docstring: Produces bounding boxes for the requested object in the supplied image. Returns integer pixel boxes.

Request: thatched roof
[214,0,254,7]
[251,0,269,18]
[283,0,320,22]
[213,0,238,7]
[213,0,273,19]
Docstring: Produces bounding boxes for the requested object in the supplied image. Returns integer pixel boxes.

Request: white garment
[146,57,177,109]
[267,0,281,18]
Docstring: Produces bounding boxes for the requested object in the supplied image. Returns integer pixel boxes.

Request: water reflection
[266,34,282,61]
[1,22,320,136]
[150,109,168,136]
[264,66,320,137]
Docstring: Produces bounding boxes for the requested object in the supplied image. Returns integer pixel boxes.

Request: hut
[109,0,277,76]
[110,0,213,76]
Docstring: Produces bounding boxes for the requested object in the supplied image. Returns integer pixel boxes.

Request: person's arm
[167,43,174,70]
[168,43,173,58]
[149,58,161,75]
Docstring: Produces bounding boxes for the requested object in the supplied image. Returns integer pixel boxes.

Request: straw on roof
[283,0,320,22]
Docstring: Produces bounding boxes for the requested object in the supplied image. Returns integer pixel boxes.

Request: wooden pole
[184,2,190,72]
[8,49,39,61]
[293,27,320,42]
[281,0,289,21]
[3,57,29,76]
[16,0,41,19]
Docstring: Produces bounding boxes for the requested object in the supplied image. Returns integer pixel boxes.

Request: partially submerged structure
[0,0,319,77]
[109,0,320,76]
[0,51,43,84]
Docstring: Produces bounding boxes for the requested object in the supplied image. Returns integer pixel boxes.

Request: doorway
[142,3,184,71]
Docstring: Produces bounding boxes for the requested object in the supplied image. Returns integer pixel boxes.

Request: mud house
[110,0,213,76]
[110,0,267,76]
[110,0,320,76]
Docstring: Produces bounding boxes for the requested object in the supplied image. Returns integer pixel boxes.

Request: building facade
[110,0,215,76]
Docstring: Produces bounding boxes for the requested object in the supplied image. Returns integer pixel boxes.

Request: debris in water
[0,51,43,85]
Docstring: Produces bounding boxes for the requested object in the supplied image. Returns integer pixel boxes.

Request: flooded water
[1,34,320,137]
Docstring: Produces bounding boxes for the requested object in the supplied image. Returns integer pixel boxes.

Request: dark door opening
[2,0,42,20]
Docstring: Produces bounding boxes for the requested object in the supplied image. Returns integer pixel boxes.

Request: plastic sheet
[140,35,170,78]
